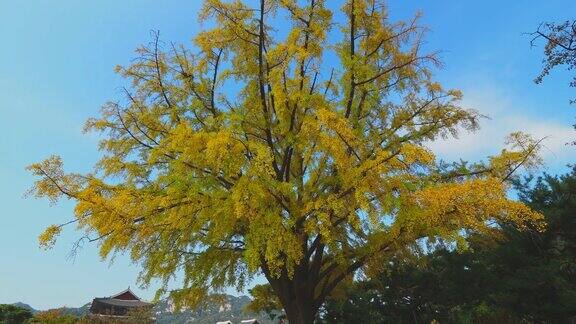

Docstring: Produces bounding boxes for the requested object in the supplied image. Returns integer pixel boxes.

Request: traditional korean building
[89,287,152,317]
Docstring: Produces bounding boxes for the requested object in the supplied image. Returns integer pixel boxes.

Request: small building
[89,287,152,317]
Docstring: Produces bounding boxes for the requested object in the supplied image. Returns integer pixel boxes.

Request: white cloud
[427,84,576,172]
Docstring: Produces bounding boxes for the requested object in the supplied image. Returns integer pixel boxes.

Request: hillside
[153,295,273,324]
[11,295,274,323]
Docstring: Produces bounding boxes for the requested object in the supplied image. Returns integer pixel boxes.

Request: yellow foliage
[38,225,62,250]
[27,0,545,311]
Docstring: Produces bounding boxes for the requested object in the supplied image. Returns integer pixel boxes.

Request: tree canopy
[320,168,576,323]
[0,304,33,324]
[28,0,544,322]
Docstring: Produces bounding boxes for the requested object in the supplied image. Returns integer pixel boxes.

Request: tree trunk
[282,294,318,324]
[264,269,321,324]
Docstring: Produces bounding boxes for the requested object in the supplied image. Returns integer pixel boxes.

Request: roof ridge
[108,287,143,301]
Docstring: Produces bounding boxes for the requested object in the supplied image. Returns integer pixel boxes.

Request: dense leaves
[24,308,153,323]
[0,304,33,324]
[27,310,80,324]
[320,168,576,323]
[246,284,284,321]
[28,1,544,322]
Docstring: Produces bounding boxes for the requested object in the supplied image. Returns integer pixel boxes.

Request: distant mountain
[11,295,275,323]
[154,295,273,324]
[9,302,91,317]
[10,302,37,314]
[58,302,92,317]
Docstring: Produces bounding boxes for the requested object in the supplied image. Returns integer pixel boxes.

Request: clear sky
[1,0,575,310]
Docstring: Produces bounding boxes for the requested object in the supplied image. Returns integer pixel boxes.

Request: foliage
[502,169,576,321]
[0,304,33,324]
[10,296,270,324]
[27,309,80,324]
[24,306,155,324]
[123,306,154,324]
[321,168,576,323]
[28,0,545,322]
[246,284,284,321]
[319,251,521,323]
[531,20,576,104]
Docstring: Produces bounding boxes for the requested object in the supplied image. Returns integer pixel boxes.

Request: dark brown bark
[283,299,316,324]
[265,273,319,324]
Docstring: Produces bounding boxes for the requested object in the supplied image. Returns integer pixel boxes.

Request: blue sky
[1,0,575,310]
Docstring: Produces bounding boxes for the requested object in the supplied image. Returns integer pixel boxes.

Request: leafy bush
[0,304,33,324]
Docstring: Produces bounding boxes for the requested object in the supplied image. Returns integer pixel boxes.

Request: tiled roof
[93,298,151,307]
[109,287,141,300]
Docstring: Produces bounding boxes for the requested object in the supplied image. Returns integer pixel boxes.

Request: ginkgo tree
[28,0,545,323]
